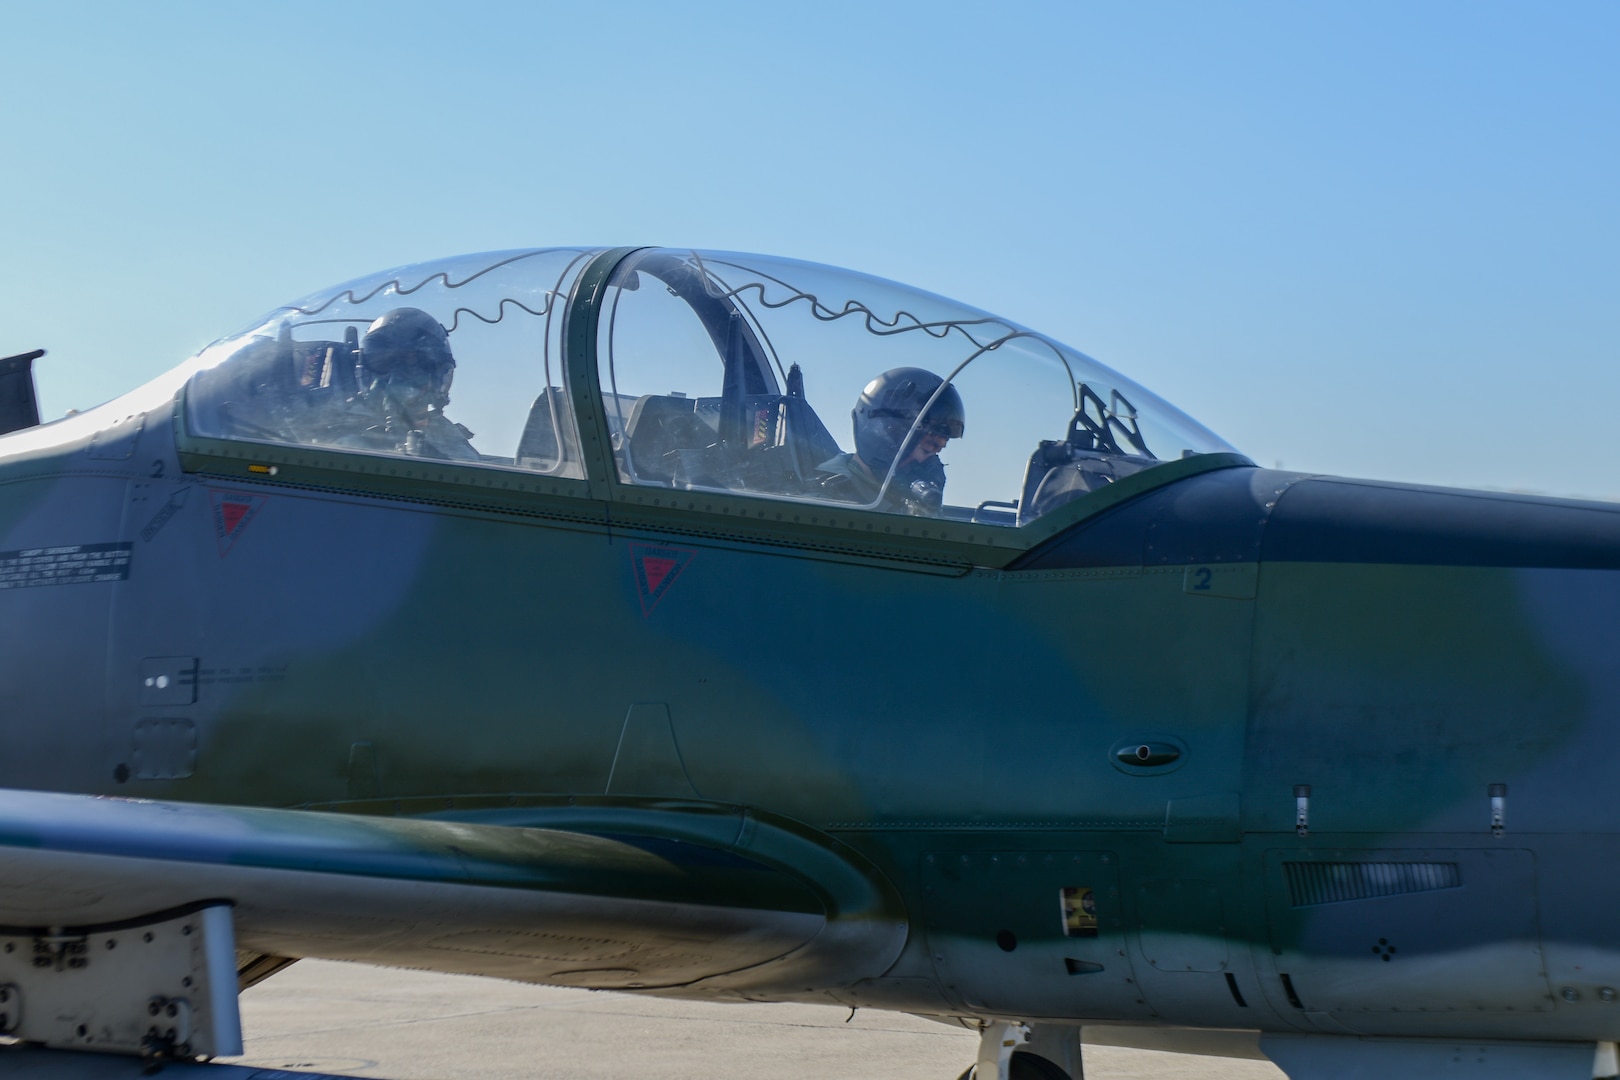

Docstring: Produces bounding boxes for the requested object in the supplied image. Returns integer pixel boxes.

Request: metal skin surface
[1,247,1617,1079]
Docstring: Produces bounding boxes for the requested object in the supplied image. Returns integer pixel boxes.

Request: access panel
[924,849,1154,1021]
[1263,847,1552,1023]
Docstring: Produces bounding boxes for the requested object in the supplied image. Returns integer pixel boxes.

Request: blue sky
[3,1,1616,497]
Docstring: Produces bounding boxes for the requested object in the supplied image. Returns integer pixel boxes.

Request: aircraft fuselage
[4,399,1619,1046]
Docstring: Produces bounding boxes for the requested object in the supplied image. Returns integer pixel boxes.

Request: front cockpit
[177,246,1238,529]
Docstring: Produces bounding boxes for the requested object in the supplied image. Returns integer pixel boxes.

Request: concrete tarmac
[216,961,1284,1080]
[0,961,1286,1079]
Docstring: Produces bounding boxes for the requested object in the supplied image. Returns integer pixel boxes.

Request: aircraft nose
[1260,476,1620,570]
[1014,465,1620,572]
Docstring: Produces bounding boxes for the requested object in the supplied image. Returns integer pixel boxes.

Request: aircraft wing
[0,789,904,996]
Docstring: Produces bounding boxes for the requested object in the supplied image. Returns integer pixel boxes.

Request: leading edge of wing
[0,790,906,994]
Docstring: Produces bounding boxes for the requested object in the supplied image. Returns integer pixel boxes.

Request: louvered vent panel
[1284,861,1461,907]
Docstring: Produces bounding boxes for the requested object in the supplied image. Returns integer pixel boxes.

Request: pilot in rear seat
[815,367,964,516]
[336,307,480,462]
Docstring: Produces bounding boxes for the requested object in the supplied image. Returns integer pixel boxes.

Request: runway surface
[213,960,1284,1080]
[0,960,1287,1078]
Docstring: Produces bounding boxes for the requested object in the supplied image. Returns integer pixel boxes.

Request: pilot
[343,307,479,462]
[816,367,965,515]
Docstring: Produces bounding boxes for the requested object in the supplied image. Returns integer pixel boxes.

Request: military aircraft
[1,245,1618,1080]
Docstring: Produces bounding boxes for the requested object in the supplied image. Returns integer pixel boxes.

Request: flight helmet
[852,367,965,474]
[359,307,455,413]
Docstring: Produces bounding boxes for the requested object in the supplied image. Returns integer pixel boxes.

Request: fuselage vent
[1284,861,1461,907]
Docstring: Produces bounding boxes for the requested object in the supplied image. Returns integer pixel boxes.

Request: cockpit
[183,247,1236,528]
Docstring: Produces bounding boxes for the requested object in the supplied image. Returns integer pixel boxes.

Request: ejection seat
[514,387,581,474]
[622,393,720,486]
[187,324,362,447]
[618,363,843,497]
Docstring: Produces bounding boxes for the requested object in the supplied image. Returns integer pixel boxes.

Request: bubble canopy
[183,247,1237,528]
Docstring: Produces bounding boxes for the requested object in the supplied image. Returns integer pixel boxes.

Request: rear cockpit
[184,248,597,478]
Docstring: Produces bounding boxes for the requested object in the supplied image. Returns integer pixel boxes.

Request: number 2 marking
[1193,567,1213,591]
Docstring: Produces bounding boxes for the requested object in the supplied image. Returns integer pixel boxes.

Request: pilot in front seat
[815,367,964,516]
[339,307,479,463]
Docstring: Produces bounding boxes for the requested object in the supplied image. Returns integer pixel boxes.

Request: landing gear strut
[956,1022,1078,1080]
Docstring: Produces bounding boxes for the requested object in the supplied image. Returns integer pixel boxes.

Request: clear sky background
[2,1,1616,498]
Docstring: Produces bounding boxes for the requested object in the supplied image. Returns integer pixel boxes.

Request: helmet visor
[919,416,964,440]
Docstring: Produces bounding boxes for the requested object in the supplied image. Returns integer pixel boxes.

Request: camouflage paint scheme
[2,246,1619,1079]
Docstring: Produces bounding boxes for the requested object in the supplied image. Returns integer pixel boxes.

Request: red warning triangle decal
[630,543,694,616]
[641,556,678,595]
[208,489,269,555]
[220,501,252,535]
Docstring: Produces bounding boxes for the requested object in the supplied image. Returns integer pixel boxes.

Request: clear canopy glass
[182,246,1236,528]
[185,248,598,477]
[597,249,1236,526]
